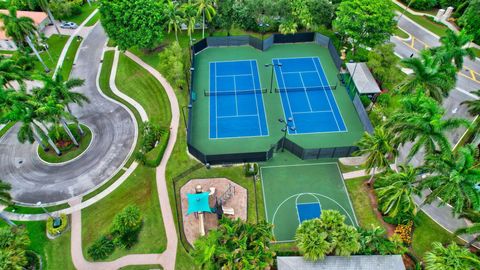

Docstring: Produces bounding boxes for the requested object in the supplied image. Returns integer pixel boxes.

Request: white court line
[281,70,318,75]
[253,59,270,136]
[249,60,263,135]
[217,114,259,119]
[293,110,332,114]
[299,72,313,112]
[233,75,238,116]
[314,57,348,132]
[311,57,341,131]
[215,73,253,78]
[275,59,298,134]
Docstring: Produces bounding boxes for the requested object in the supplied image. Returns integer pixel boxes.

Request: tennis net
[204,88,267,96]
[275,85,337,93]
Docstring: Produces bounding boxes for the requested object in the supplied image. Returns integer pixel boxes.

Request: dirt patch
[180,178,248,245]
[365,182,396,236]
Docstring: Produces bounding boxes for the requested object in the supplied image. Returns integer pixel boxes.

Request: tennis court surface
[273,57,346,134]
[209,60,269,139]
[261,162,357,242]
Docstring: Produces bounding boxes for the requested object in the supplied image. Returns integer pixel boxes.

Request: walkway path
[342,168,479,248]
[69,49,179,269]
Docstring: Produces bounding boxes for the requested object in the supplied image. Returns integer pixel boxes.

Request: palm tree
[0,180,16,227]
[1,7,50,73]
[35,74,88,136]
[388,94,469,160]
[354,126,397,185]
[195,0,216,39]
[165,0,184,43]
[295,210,360,261]
[461,89,480,116]
[399,51,455,102]
[424,242,480,270]
[0,56,27,88]
[375,165,420,218]
[438,29,475,70]
[421,144,480,214]
[456,223,480,247]
[182,1,198,45]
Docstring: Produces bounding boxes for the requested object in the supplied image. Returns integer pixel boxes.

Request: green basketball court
[260,161,358,242]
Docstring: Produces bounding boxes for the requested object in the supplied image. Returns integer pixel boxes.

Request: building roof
[345,62,381,95]
[0,10,48,39]
[277,255,406,270]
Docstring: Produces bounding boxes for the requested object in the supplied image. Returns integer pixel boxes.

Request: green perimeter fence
[186,32,372,165]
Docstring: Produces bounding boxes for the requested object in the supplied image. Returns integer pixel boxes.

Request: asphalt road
[0,24,136,204]
[391,14,480,166]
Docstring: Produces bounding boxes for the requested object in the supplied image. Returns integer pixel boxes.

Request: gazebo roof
[186,192,212,215]
[345,62,381,95]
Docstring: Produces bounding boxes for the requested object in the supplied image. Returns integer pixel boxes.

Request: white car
[60,22,78,29]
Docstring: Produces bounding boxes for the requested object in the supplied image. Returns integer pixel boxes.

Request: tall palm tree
[0,56,27,88]
[0,180,16,227]
[399,51,455,102]
[421,144,480,214]
[35,74,88,136]
[388,94,469,160]
[424,242,480,270]
[1,7,50,73]
[438,29,475,70]
[354,126,397,185]
[182,1,198,45]
[461,89,480,116]
[375,165,420,218]
[455,223,480,247]
[24,0,61,34]
[165,0,184,43]
[195,0,216,39]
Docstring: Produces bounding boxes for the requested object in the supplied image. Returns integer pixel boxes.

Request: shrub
[144,131,170,167]
[159,42,187,90]
[245,163,259,176]
[408,0,438,10]
[135,122,168,166]
[87,235,115,261]
[50,0,83,20]
[393,221,413,245]
[47,214,68,236]
[110,205,143,248]
[360,95,372,108]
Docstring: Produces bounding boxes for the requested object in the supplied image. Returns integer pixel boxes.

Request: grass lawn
[395,27,410,39]
[59,37,82,79]
[64,3,98,25]
[131,31,266,269]
[393,5,447,37]
[473,47,480,58]
[34,34,69,73]
[37,124,92,163]
[116,53,172,126]
[0,121,15,138]
[338,162,366,173]
[344,176,385,229]
[120,265,163,270]
[85,11,100,27]
[411,211,464,259]
[4,203,69,215]
[17,220,75,270]
[82,165,167,261]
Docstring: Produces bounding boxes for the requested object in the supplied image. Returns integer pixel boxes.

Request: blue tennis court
[209,60,269,139]
[273,57,347,134]
[297,202,322,223]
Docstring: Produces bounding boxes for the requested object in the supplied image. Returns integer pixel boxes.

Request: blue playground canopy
[187,192,213,215]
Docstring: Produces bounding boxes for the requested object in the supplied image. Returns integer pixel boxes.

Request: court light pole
[182,104,193,131]
[36,201,62,228]
[279,118,295,152]
[258,22,270,50]
[265,63,282,93]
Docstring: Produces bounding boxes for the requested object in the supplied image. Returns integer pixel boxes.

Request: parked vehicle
[60,22,78,29]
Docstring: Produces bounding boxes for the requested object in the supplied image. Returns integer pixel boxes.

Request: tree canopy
[99,0,166,50]
[334,0,395,50]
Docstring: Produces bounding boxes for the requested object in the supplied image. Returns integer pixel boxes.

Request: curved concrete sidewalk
[70,50,179,269]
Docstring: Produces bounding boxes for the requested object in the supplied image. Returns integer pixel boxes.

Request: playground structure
[180,178,247,245]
